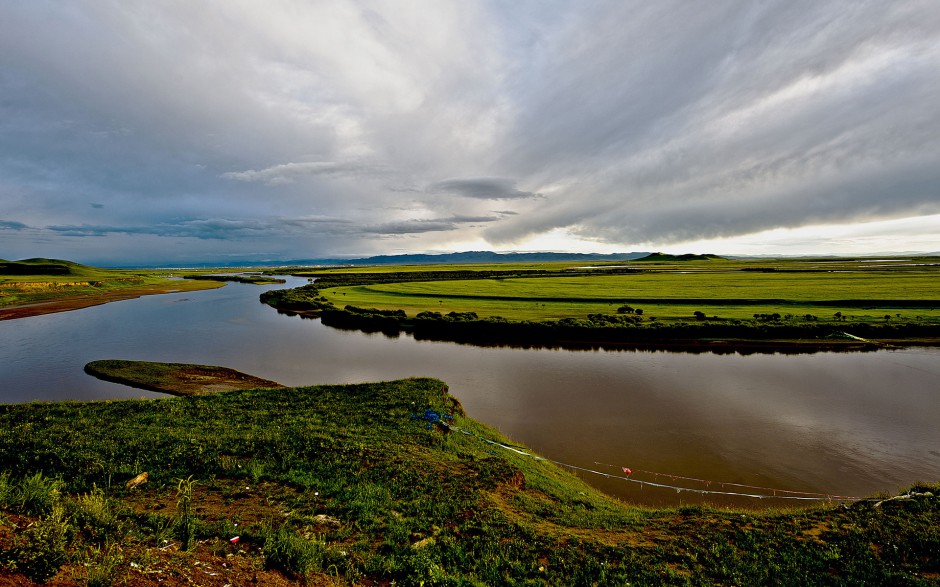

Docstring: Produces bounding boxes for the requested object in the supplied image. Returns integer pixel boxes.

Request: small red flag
[622,468,632,476]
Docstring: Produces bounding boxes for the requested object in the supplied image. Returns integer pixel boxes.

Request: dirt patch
[0,480,341,586]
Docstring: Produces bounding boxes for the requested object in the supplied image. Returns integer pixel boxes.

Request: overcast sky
[2,1,939,264]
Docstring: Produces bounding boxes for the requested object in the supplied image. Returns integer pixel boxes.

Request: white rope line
[591,462,859,499]
[444,422,865,502]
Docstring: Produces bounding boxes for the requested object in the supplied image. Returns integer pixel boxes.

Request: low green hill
[0,258,114,278]
[0,259,76,276]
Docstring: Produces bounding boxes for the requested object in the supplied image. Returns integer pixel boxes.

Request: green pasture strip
[315,266,940,323]
[358,271,939,302]
[326,286,940,323]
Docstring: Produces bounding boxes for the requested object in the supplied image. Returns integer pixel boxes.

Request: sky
[2,1,939,265]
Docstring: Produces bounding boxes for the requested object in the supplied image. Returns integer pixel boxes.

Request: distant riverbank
[0,258,234,321]
[260,257,940,351]
[0,279,223,320]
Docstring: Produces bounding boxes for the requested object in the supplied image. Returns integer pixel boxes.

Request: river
[2,276,938,507]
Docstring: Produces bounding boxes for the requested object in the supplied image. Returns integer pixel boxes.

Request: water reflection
[1,277,937,507]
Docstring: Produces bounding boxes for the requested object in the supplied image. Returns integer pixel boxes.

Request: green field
[299,257,940,325]
[0,378,937,585]
[0,258,205,306]
[0,258,225,315]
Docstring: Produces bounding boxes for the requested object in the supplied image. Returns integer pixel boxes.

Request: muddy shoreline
[0,281,223,321]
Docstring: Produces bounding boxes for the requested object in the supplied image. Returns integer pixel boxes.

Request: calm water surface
[2,277,938,507]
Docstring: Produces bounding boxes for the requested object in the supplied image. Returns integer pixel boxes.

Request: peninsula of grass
[262,256,940,350]
[183,274,287,285]
[0,377,937,585]
[84,360,285,396]
[0,258,225,320]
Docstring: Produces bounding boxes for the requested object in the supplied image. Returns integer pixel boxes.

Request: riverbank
[0,377,936,585]
[261,257,940,350]
[266,295,940,352]
[0,279,224,321]
[1,258,228,321]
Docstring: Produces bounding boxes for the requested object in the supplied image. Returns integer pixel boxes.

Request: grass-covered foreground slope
[0,258,223,320]
[84,360,285,396]
[0,378,938,585]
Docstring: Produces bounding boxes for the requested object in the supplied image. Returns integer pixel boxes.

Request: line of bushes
[320,305,940,347]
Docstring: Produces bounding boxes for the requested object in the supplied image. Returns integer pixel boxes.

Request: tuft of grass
[69,486,122,544]
[174,476,197,551]
[261,523,326,580]
[12,473,63,517]
[83,545,123,587]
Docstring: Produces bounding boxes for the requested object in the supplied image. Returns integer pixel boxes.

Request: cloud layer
[1,1,939,263]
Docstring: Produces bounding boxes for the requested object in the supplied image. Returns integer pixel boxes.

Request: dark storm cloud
[0,220,29,230]
[47,219,274,240]
[428,178,540,200]
[363,214,500,236]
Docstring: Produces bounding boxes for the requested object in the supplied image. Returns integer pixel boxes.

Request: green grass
[0,378,937,585]
[84,359,285,396]
[311,258,940,324]
[0,258,223,309]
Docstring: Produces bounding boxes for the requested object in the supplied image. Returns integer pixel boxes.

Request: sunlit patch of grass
[0,258,224,311]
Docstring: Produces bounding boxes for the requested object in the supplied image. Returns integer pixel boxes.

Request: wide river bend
[2,276,938,507]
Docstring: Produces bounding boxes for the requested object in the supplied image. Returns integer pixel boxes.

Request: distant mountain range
[125,251,656,268]
[317,251,658,265]
[113,249,939,269]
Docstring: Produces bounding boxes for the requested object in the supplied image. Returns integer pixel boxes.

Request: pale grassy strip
[351,270,940,301]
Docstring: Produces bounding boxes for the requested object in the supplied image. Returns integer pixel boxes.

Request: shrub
[444,311,478,322]
[4,503,70,583]
[69,486,121,544]
[415,311,443,320]
[262,524,325,579]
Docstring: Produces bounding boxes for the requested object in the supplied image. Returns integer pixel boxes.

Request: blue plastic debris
[412,409,453,430]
